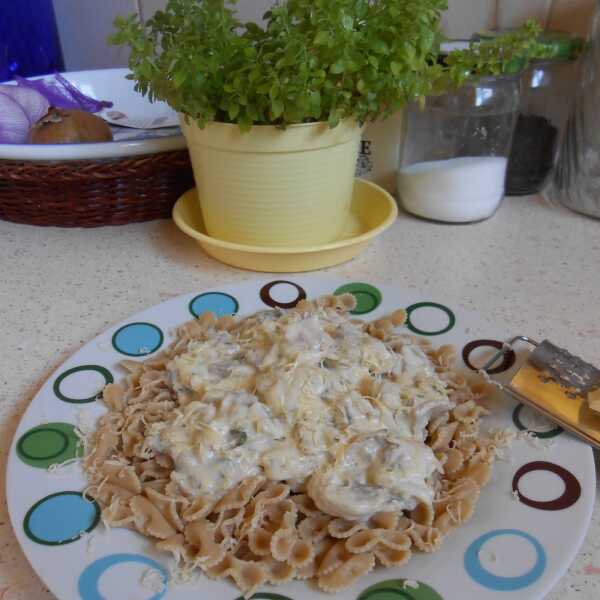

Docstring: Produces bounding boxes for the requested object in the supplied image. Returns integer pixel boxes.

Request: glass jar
[549,4,600,219]
[506,37,582,196]
[398,75,520,223]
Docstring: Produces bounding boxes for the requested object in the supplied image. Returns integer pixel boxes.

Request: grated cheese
[517,430,556,450]
[477,369,504,390]
[140,568,166,593]
[78,530,97,555]
[47,455,83,474]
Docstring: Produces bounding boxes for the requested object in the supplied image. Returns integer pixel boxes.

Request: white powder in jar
[397,156,508,223]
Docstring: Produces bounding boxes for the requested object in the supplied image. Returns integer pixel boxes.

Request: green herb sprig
[111,0,448,131]
[442,20,551,86]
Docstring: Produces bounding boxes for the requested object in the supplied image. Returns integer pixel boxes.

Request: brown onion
[28,107,113,144]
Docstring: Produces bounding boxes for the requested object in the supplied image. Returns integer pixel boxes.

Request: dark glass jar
[0,0,64,82]
[506,56,581,195]
[505,33,583,196]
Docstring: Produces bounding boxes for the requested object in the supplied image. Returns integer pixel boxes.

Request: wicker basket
[0,150,195,227]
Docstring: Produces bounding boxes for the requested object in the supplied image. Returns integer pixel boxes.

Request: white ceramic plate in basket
[0,68,186,161]
[6,277,595,600]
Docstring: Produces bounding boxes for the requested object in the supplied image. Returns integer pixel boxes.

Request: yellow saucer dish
[172,178,398,273]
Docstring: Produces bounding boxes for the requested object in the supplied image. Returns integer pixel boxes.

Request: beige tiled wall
[53,0,137,71]
[548,0,597,36]
[441,0,596,38]
[54,0,597,71]
[441,0,497,39]
[497,0,553,29]
[138,0,598,37]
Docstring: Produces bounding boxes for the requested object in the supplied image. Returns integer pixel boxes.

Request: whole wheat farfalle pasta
[83,294,511,597]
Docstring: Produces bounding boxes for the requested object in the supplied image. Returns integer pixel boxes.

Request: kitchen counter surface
[1,194,599,599]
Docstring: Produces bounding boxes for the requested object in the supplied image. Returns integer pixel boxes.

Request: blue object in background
[0,0,64,82]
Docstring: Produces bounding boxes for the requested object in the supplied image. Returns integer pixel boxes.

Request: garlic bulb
[0,92,30,144]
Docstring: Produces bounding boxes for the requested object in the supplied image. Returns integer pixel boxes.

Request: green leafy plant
[111,0,448,131]
[442,20,551,87]
[111,1,549,132]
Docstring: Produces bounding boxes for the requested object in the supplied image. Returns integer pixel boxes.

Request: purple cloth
[14,72,113,113]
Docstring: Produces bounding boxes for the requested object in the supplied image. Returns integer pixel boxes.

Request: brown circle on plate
[462,339,516,375]
[260,280,307,309]
[512,461,581,511]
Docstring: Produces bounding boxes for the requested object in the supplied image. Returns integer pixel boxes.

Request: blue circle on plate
[78,553,168,600]
[464,529,546,591]
[189,292,239,318]
[24,492,100,545]
[111,322,163,357]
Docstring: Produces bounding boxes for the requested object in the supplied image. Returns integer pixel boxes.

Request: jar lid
[475,30,583,61]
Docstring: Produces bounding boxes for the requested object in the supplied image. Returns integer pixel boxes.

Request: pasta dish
[83,294,507,596]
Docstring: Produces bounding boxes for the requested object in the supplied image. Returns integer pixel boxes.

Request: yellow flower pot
[180,118,363,247]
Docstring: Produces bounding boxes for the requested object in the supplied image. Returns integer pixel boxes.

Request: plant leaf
[314,30,331,46]
[228,103,240,120]
[330,59,345,74]
[371,39,390,55]
[271,97,284,119]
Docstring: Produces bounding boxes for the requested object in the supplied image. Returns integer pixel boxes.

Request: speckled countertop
[1,194,599,599]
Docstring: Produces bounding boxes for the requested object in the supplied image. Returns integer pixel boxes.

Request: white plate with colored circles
[6,277,595,600]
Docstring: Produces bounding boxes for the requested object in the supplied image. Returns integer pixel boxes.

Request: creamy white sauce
[149,308,454,520]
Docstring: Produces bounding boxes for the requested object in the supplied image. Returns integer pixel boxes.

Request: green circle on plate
[405,302,456,336]
[334,283,382,315]
[512,404,564,439]
[358,579,443,600]
[53,365,114,404]
[20,429,67,459]
[17,422,82,468]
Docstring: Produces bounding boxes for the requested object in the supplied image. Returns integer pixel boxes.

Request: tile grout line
[134,0,144,22]
[546,0,557,29]
[491,0,499,30]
